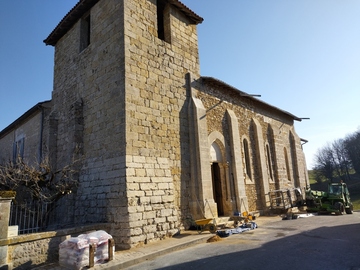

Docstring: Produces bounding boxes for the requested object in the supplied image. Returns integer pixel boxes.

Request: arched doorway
[211,162,224,216]
[210,141,225,216]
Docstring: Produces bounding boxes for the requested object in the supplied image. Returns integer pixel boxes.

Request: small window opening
[80,14,91,52]
[157,0,165,40]
[156,0,171,43]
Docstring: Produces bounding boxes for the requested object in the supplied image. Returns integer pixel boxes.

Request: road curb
[97,234,210,269]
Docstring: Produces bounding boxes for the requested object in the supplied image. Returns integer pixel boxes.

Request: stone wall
[122,0,201,248]
[195,82,308,212]
[51,0,127,232]
[1,223,110,269]
[50,0,202,249]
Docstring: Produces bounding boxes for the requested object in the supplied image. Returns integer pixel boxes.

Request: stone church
[0,0,308,249]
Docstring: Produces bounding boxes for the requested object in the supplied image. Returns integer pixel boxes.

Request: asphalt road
[125,212,360,270]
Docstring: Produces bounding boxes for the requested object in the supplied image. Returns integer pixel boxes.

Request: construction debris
[216,222,258,238]
[207,235,222,243]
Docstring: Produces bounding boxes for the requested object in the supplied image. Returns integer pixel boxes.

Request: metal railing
[9,201,55,234]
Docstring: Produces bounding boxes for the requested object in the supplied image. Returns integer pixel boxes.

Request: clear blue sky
[1,1,360,169]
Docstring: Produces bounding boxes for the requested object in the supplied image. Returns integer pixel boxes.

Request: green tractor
[305,182,353,215]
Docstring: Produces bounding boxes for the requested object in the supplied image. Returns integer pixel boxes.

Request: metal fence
[9,201,55,235]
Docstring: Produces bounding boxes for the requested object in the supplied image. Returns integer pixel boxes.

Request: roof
[43,0,203,46]
[200,76,302,122]
[167,0,204,24]
[0,101,51,138]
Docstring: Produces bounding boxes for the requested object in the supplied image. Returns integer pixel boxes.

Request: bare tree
[313,144,335,182]
[313,130,360,182]
[344,130,360,173]
[332,139,351,180]
[0,156,79,204]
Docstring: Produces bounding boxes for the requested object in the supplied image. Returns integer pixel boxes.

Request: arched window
[266,144,273,180]
[243,139,251,179]
[284,147,291,181]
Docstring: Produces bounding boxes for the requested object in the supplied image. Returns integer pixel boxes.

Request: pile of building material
[59,230,114,270]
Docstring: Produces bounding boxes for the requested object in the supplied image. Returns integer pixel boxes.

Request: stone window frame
[242,135,252,184]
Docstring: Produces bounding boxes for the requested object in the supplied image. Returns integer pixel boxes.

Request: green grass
[308,170,317,185]
[308,170,360,211]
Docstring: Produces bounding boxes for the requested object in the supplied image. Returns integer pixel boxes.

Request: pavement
[34,215,282,270]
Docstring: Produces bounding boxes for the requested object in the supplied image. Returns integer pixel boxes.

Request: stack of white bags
[59,230,113,270]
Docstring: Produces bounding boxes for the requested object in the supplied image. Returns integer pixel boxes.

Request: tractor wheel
[335,202,345,215]
[345,204,354,214]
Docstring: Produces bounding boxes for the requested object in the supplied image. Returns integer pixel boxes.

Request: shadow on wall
[179,73,196,220]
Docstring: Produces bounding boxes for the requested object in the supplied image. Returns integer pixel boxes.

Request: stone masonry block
[153,190,165,196]
[157,157,169,165]
[143,211,156,219]
[160,208,173,217]
[143,225,157,233]
[161,195,174,203]
[128,213,143,222]
[146,234,156,243]
[127,183,140,190]
[154,169,165,177]
[150,196,162,204]
[140,183,158,190]
[127,190,145,197]
[132,156,146,164]
[140,196,151,205]
[135,168,146,177]
[130,235,146,245]
[154,217,166,224]
[127,176,151,183]
[166,216,178,222]
[130,227,143,236]
[157,182,169,189]
[129,220,147,228]
[151,177,172,183]
[145,168,155,176]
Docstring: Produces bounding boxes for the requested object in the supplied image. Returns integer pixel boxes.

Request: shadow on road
[156,220,360,270]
